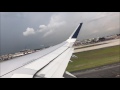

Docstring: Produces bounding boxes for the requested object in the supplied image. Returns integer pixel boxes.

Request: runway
[74,39,120,53]
[71,63,120,78]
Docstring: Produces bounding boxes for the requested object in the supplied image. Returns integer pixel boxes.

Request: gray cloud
[23,13,66,37]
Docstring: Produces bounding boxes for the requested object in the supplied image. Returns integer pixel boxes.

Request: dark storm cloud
[1,12,55,54]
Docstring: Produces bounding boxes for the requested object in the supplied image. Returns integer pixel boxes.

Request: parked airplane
[0,23,83,78]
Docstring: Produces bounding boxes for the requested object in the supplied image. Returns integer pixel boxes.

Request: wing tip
[71,23,83,39]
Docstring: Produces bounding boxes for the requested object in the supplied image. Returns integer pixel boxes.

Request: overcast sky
[0,12,120,55]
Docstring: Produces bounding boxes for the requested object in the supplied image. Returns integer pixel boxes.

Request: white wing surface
[0,23,83,78]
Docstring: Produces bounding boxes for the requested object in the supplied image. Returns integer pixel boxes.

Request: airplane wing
[0,23,83,78]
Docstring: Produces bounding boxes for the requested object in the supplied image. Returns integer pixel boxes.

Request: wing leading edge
[1,23,83,78]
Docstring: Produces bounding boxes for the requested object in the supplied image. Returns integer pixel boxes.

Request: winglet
[67,23,83,41]
[66,23,83,46]
[71,23,83,38]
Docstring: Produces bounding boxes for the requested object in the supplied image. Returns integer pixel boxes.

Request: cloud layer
[23,12,119,40]
[23,13,66,37]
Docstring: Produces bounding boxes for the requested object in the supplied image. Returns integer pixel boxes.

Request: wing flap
[51,48,74,78]
[35,48,73,78]
[11,74,33,78]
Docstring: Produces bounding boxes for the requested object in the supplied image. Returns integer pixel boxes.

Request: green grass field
[66,45,120,72]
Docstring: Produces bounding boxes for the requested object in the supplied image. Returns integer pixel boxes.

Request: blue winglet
[72,23,83,38]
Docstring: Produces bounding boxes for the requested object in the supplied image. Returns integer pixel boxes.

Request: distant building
[99,37,105,41]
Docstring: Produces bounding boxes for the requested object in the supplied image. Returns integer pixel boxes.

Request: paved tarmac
[71,63,120,78]
[64,39,120,78]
